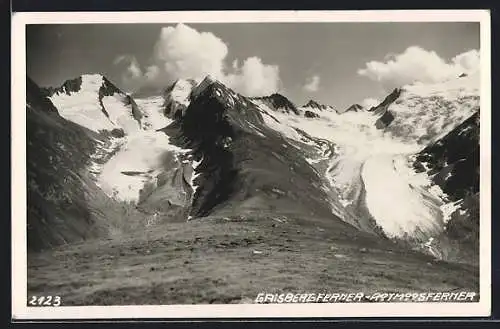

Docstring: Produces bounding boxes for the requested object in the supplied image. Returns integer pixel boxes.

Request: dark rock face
[26,77,107,251]
[163,79,199,119]
[158,77,354,230]
[369,88,402,113]
[41,76,83,97]
[375,110,395,129]
[303,100,334,112]
[304,100,323,109]
[304,110,320,118]
[253,93,300,115]
[413,111,480,264]
[344,104,363,113]
[27,77,59,114]
[414,111,479,200]
[44,74,143,127]
[368,88,401,129]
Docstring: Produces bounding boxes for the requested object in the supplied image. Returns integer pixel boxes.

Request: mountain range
[25,70,481,304]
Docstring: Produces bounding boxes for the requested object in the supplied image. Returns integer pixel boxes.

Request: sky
[26,22,480,111]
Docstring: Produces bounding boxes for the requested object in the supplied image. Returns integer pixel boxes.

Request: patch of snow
[101,95,141,134]
[189,156,204,197]
[165,79,196,118]
[135,96,173,130]
[50,74,140,134]
[362,154,443,239]
[441,199,463,223]
[97,130,187,201]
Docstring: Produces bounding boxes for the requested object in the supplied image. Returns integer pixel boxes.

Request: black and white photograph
[12,10,491,319]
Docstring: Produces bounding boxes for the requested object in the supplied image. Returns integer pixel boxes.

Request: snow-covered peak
[190,75,218,99]
[163,78,198,119]
[302,99,336,112]
[343,104,364,113]
[48,74,143,135]
[382,72,480,144]
[81,73,105,86]
[252,93,300,115]
[402,70,479,99]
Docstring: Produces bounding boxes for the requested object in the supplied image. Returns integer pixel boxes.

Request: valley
[25,71,481,305]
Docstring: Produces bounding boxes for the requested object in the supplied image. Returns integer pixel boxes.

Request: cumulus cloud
[303,75,320,92]
[452,49,480,73]
[144,65,160,81]
[225,57,280,97]
[154,24,228,81]
[361,98,380,109]
[358,46,480,90]
[114,55,143,79]
[115,23,281,96]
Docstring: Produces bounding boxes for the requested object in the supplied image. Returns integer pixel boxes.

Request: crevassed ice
[258,74,479,240]
[97,130,187,201]
[50,74,140,134]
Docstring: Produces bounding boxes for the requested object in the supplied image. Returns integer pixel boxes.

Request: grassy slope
[28,214,478,306]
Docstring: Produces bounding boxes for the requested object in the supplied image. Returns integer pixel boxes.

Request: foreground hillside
[28,215,478,305]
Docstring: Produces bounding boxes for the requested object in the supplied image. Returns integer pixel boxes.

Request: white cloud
[361,98,380,109]
[154,23,228,81]
[452,49,480,73]
[303,75,320,92]
[144,65,160,81]
[116,23,281,96]
[358,46,480,90]
[225,57,280,97]
[113,55,144,89]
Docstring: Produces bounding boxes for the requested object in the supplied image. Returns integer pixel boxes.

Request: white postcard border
[11,9,492,319]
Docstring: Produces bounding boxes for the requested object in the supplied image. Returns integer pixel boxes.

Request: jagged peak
[304,99,321,107]
[26,76,59,114]
[303,99,335,111]
[165,78,198,93]
[190,75,224,99]
[367,88,402,112]
[344,103,364,113]
[253,92,299,115]
[45,73,124,98]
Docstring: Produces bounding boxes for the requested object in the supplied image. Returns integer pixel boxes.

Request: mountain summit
[45,74,143,136]
[302,99,336,112]
[26,70,481,304]
[252,93,300,115]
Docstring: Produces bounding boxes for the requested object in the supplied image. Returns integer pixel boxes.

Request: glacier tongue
[97,130,186,202]
[136,96,173,130]
[49,74,142,134]
[257,74,479,242]
[362,154,444,240]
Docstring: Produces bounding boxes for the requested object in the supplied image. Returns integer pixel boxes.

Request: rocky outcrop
[369,88,401,129]
[304,110,320,118]
[252,93,300,115]
[414,111,479,200]
[344,104,364,113]
[27,77,107,251]
[303,100,335,112]
[413,110,480,264]
[45,74,143,135]
[158,76,354,228]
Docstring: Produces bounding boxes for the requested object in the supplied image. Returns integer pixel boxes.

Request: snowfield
[362,154,444,240]
[135,96,173,130]
[259,74,479,244]
[50,74,142,134]
[97,130,186,201]
[49,72,478,246]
